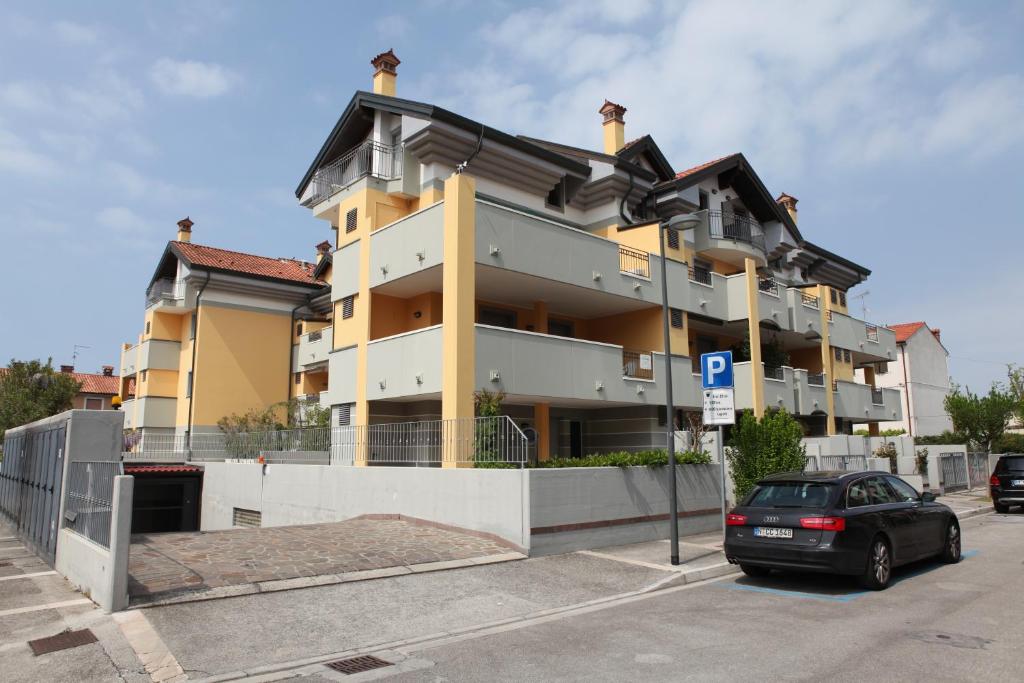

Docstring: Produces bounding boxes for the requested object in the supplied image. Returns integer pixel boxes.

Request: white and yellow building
[292,50,901,462]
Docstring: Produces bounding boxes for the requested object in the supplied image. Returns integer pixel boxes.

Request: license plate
[753,527,793,539]
[1012,480,1024,487]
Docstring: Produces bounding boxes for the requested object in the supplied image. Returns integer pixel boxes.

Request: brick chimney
[177,216,193,243]
[315,240,332,264]
[60,364,74,374]
[102,365,114,377]
[371,49,400,97]
[776,193,798,224]
[599,100,627,155]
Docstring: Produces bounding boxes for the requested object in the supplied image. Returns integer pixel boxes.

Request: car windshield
[746,482,833,508]
[998,456,1024,473]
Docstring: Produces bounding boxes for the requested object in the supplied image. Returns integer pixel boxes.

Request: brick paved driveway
[128,518,514,604]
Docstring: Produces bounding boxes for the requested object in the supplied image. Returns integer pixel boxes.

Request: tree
[1008,365,1024,425]
[0,359,81,440]
[727,409,806,501]
[944,383,1015,452]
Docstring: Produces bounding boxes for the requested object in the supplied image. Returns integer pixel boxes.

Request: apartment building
[858,321,952,437]
[291,50,902,464]
[118,218,330,439]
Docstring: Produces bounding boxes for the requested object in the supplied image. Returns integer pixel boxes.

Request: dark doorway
[569,421,583,458]
[129,469,202,533]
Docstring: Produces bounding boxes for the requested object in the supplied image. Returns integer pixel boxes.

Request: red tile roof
[888,321,936,344]
[124,465,203,474]
[73,372,119,395]
[173,241,322,286]
[675,154,737,180]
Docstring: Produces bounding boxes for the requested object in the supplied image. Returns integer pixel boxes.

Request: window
[886,476,920,503]
[876,362,888,375]
[834,347,842,361]
[657,406,684,428]
[865,477,895,505]
[670,308,683,329]
[548,318,574,337]
[830,289,838,304]
[995,456,1024,473]
[843,349,851,363]
[189,313,197,340]
[141,370,147,382]
[667,228,680,249]
[185,371,193,398]
[336,403,353,426]
[296,322,304,336]
[342,295,355,319]
[840,292,847,306]
[479,307,517,329]
[345,208,357,233]
[846,479,870,508]
[294,372,302,385]
[746,482,834,508]
[84,397,103,410]
[698,190,709,210]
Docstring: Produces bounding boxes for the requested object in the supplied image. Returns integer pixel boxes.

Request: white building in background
[860,321,952,437]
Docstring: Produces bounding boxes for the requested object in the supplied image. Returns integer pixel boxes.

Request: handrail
[618,245,651,279]
[688,265,712,286]
[706,210,766,252]
[304,141,404,206]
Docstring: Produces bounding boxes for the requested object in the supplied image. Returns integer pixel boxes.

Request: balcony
[121,396,177,430]
[618,245,651,280]
[827,310,897,362]
[693,210,768,268]
[793,369,829,415]
[121,339,181,377]
[302,141,404,207]
[366,325,443,401]
[146,278,185,308]
[368,202,444,288]
[297,326,331,368]
[833,380,901,422]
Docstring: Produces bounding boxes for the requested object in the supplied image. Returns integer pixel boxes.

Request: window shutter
[839,292,847,306]
[830,289,838,304]
[294,372,302,385]
[843,349,851,363]
[670,308,683,329]
[336,403,352,426]
[342,295,355,319]
[834,347,842,361]
[345,208,357,233]
[667,229,680,250]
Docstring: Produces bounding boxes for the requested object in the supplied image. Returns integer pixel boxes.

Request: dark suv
[990,455,1024,513]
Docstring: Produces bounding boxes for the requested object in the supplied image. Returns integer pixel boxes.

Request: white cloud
[97,206,147,233]
[0,81,54,112]
[53,20,99,45]
[150,58,237,98]
[0,124,61,177]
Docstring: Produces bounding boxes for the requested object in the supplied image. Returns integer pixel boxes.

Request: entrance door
[569,421,583,458]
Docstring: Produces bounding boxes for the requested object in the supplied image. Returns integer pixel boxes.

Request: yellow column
[352,196,374,465]
[818,284,837,435]
[442,173,476,467]
[534,403,550,462]
[744,258,765,418]
[533,301,548,333]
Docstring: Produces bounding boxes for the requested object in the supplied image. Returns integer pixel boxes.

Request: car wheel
[740,564,771,578]
[940,520,961,564]
[994,502,1009,514]
[860,536,892,591]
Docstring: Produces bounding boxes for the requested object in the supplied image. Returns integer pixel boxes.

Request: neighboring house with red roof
[119,218,331,441]
[858,321,952,436]
[0,364,119,411]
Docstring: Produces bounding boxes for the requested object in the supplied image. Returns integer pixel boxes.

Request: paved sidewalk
[940,489,994,519]
[129,518,519,606]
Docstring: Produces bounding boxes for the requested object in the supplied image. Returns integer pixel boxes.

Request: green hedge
[994,433,1024,453]
[473,450,713,469]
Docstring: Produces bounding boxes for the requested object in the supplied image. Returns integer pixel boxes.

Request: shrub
[535,449,712,468]
[915,448,929,475]
[874,441,898,474]
[993,433,1024,453]
[914,431,967,446]
[727,409,806,501]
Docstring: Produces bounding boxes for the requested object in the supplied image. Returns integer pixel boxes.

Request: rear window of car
[746,482,834,508]
[997,456,1024,473]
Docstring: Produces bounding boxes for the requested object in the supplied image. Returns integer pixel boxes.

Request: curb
[954,507,993,522]
[129,552,526,610]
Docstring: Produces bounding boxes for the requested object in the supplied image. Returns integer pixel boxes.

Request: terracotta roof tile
[674,154,737,180]
[174,241,322,286]
[72,372,119,395]
[124,465,203,474]
[888,321,927,344]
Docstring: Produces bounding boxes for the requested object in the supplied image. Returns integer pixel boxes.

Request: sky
[0,0,1022,392]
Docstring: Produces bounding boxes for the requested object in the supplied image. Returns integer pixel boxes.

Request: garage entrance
[125,465,202,533]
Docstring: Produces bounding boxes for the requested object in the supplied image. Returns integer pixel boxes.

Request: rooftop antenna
[72,344,90,368]
[850,291,870,321]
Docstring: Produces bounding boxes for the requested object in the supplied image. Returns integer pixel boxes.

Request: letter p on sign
[701,351,734,389]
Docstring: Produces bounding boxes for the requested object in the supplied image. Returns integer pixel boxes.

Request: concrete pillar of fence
[107,475,134,612]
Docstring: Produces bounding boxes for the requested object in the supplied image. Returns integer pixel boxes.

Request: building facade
[292,51,901,464]
[862,321,952,437]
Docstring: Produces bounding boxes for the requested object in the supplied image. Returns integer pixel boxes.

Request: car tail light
[990,475,1000,486]
[726,513,747,526]
[800,516,846,532]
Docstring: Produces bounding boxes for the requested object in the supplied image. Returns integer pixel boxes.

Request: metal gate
[0,422,67,566]
[939,453,969,493]
[966,453,990,489]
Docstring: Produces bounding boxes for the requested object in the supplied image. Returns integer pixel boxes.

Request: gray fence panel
[966,453,989,489]
[939,453,969,493]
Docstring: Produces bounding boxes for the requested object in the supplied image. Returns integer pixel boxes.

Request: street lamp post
[658,213,702,565]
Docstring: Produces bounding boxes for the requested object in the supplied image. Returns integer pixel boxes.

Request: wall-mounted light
[592,271,602,281]
[413,311,422,319]
[378,379,386,390]
[416,250,425,262]
[699,299,707,308]
[489,370,501,383]
[415,373,423,385]
[595,381,604,391]
[636,384,644,395]
[489,245,500,256]
[380,265,389,276]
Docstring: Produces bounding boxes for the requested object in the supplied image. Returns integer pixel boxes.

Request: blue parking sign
[701,351,733,389]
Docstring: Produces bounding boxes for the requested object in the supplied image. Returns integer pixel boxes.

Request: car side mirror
[920,491,936,503]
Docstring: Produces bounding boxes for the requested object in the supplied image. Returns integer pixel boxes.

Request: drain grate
[325,654,393,675]
[28,629,98,656]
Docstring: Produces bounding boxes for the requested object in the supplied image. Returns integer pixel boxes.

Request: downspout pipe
[619,169,636,224]
[456,123,485,175]
[900,343,912,437]
[186,269,211,451]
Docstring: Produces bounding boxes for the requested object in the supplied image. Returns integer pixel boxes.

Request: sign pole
[718,424,726,541]
[700,350,735,545]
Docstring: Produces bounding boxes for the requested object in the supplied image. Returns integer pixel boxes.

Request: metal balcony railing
[688,265,712,286]
[807,373,826,387]
[764,365,785,381]
[303,141,404,206]
[146,278,185,305]
[306,330,322,343]
[706,210,767,252]
[865,324,879,342]
[758,275,778,296]
[800,292,819,309]
[622,349,655,380]
[871,387,884,405]
[618,245,651,279]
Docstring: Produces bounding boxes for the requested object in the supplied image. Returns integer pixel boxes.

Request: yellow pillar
[818,284,837,435]
[744,258,765,418]
[534,403,550,462]
[533,301,548,333]
[350,197,374,465]
[442,173,476,467]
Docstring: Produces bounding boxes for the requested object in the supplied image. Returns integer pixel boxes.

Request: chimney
[177,216,193,243]
[599,100,627,155]
[371,49,400,97]
[60,364,74,374]
[776,193,798,224]
[315,240,332,264]
[102,365,114,377]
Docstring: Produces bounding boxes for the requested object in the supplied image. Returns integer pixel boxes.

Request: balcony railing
[865,324,879,342]
[618,245,650,279]
[622,349,654,380]
[688,265,712,286]
[807,373,826,387]
[706,210,766,252]
[306,329,323,343]
[758,275,778,296]
[800,292,819,309]
[146,278,185,305]
[303,141,404,206]
[871,387,884,405]
[764,365,785,381]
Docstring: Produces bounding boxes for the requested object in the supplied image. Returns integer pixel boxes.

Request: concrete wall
[365,325,443,401]
[873,329,953,436]
[368,202,445,286]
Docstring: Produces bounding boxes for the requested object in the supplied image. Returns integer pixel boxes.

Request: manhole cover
[325,654,393,675]
[908,631,991,650]
[28,629,98,656]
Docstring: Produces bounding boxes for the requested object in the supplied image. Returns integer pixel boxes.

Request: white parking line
[0,598,92,618]
[0,571,57,582]
[0,537,18,542]
[113,609,186,683]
